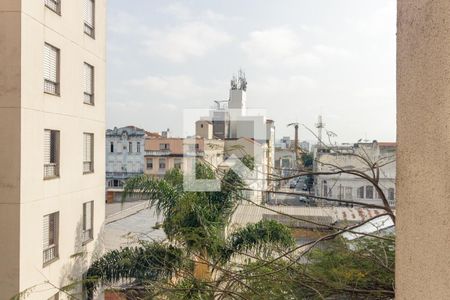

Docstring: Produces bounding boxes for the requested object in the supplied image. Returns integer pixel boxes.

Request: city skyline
[107,0,396,142]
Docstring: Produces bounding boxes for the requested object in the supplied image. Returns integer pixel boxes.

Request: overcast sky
[107,0,396,142]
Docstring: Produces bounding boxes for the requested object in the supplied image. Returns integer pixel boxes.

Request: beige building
[0,1,106,299]
[144,137,224,177]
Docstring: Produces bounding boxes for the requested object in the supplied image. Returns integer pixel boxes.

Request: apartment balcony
[145,150,205,157]
[145,149,172,156]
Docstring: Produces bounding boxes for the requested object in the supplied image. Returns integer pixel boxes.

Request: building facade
[0,1,106,299]
[144,137,224,177]
[314,141,396,207]
[106,126,148,188]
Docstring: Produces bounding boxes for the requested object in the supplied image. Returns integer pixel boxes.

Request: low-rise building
[144,137,224,177]
[314,141,396,207]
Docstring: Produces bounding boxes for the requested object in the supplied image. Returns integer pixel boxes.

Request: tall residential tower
[0,0,106,298]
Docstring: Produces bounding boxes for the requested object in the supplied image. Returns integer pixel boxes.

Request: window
[43,212,59,265]
[365,186,374,199]
[146,158,153,170]
[44,130,60,179]
[45,0,60,14]
[388,188,395,201]
[160,143,170,150]
[82,201,94,244]
[357,186,365,198]
[344,187,352,200]
[83,63,94,104]
[174,158,182,169]
[129,142,132,153]
[137,142,141,153]
[83,133,94,173]
[159,158,166,169]
[323,181,328,197]
[44,43,60,95]
[84,0,95,37]
[110,142,114,153]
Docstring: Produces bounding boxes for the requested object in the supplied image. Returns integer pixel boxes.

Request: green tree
[85,162,294,298]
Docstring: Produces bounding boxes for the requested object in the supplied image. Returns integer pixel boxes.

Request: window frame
[83,133,94,174]
[44,43,60,96]
[43,212,59,266]
[82,201,94,244]
[146,158,153,170]
[44,129,60,180]
[159,158,166,169]
[365,185,374,199]
[84,0,95,38]
[83,62,95,105]
[45,0,61,15]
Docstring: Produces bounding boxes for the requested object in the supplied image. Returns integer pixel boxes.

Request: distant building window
[388,188,395,201]
[44,129,60,179]
[323,181,328,197]
[84,0,95,37]
[174,158,182,169]
[45,0,60,14]
[44,43,60,95]
[365,186,374,199]
[146,158,153,169]
[345,187,353,200]
[160,143,170,150]
[137,142,141,153]
[82,201,94,244]
[159,158,166,169]
[201,124,204,128]
[357,186,365,198]
[110,142,114,153]
[43,212,59,265]
[83,133,94,173]
[83,63,94,104]
[129,142,133,153]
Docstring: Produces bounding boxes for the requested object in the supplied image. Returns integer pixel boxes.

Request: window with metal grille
[83,133,94,173]
[44,130,60,179]
[44,43,60,95]
[43,212,59,265]
[345,187,353,200]
[159,158,166,169]
[45,0,60,14]
[84,0,95,37]
[388,188,395,201]
[365,185,374,199]
[174,158,182,169]
[82,201,94,243]
[83,63,94,104]
[357,186,365,198]
[146,158,153,169]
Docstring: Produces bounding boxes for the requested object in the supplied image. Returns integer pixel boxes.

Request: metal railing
[44,163,59,178]
[83,161,94,173]
[43,245,58,264]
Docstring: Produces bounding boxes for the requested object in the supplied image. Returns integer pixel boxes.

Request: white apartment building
[314,142,396,208]
[0,1,106,299]
[106,126,148,188]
